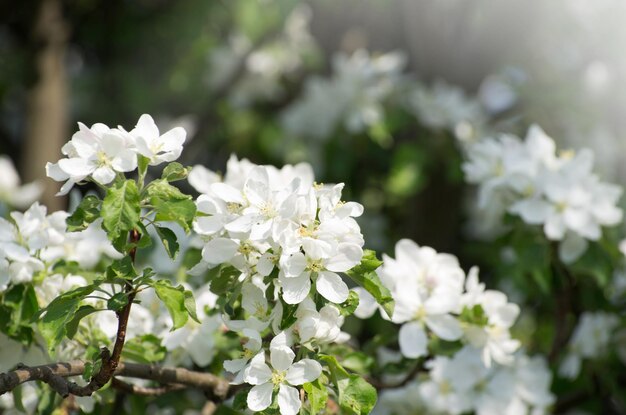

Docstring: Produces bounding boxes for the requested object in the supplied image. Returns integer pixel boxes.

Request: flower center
[439,380,452,395]
[260,203,277,219]
[307,259,324,273]
[226,202,241,214]
[150,141,164,155]
[413,306,427,321]
[271,371,286,385]
[96,151,111,167]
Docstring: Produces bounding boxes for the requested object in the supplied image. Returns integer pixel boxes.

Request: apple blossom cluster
[45,114,186,195]
[462,124,623,263]
[188,156,364,413]
[281,50,407,139]
[0,202,118,292]
[208,5,317,108]
[407,80,488,141]
[355,239,521,367]
[189,155,364,306]
[558,311,620,379]
[374,347,555,415]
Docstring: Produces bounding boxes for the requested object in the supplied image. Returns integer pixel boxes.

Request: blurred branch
[110,378,185,396]
[548,245,580,364]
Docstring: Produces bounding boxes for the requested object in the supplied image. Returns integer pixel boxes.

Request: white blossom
[244,334,322,415]
[129,114,186,166]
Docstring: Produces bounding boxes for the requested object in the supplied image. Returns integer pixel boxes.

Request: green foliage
[153,280,200,330]
[303,379,329,414]
[107,292,129,312]
[122,334,167,363]
[154,225,180,259]
[0,284,39,344]
[345,250,394,317]
[208,265,242,295]
[319,355,377,415]
[66,305,99,339]
[105,257,138,282]
[338,290,360,316]
[279,300,299,331]
[459,304,489,327]
[161,162,190,182]
[66,194,101,232]
[145,179,196,232]
[387,143,427,199]
[571,242,614,288]
[101,179,141,244]
[36,285,96,351]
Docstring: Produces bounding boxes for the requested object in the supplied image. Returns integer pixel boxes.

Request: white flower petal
[244,352,272,385]
[278,384,301,415]
[316,271,349,303]
[92,166,116,184]
[425,314,463,341]
[270,346,295,372]
[201,238,239,265]
[285,359,322,385]
[247,382,274,412]
[280,273,311,305]
[325,243,363,273]
[399,321,428,359]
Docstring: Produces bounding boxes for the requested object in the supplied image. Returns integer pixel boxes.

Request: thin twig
[371,360,426,390]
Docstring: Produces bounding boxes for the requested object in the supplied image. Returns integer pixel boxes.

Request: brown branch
[61,230,141,396]
[0,360,230,399]
[548,245,580,364]
[111,377,184,396]
[370,360,426,390]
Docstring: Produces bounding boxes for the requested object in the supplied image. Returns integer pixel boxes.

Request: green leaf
[105,257,137,281]
[37,285,95,351]
[280,301,298,331]
[154,280,190,330]
[209,265,241,295]
[184,290,201,323]
[338,290,360,316]
[66,305,99,339]
[337,375,377,415]
[319,354,376,414]
[107,293,128,312]
[161,162,189,182]
[122,334,167,363]
[233,389,249,411]
[0,284,39,344]
[155,225,180,259]
[138,155,150,178]
[101,179,141,241]
[303,379,329,414]
[341,352,374,375]
[345,250,394,317]
[66,194,101,232]
[82,361,94,382]
[145,179,196,232]
[459,304,489,327]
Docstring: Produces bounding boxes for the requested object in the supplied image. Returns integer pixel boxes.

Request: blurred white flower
[0,155,42,209]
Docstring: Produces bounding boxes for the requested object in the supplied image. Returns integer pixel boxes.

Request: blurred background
[2,0,626,258]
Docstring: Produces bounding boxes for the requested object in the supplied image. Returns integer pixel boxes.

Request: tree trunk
[22,0,69,212]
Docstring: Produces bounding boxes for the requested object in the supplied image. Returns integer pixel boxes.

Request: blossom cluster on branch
[0,106,624,415]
